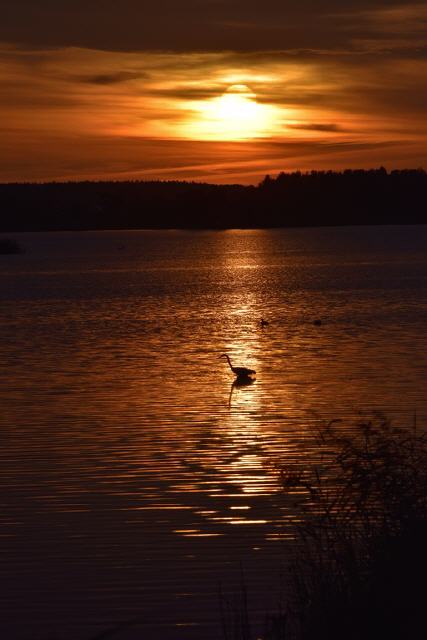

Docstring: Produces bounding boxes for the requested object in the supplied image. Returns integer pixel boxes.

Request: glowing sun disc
[183,84,277,141]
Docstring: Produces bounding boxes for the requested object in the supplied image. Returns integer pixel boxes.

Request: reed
[279,415,427,640]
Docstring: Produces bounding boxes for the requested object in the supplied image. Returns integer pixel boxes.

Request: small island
[0,238,23,254]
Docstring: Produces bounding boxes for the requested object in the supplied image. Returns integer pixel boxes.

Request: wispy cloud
[1,1,425,55]
[77,71,148,85]
[287,123,343,132]
[0,34,426,183]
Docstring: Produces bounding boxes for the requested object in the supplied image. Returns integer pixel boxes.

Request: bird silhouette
[260,318,269,328]
[220,354,256,378]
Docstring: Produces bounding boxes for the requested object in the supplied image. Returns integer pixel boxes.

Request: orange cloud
[0,42,426,183]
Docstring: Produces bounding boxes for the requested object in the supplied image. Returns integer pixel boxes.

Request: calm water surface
[1,227,427,639]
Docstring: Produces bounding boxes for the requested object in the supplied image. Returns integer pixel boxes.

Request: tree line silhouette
[1,168,425,231]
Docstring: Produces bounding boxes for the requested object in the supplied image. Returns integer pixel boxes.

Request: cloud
[1,44,426,126]
[77,71,148,85]
[1,1,424,55]
[1,131,418,185]
[0,4,426,184]
[287,123,343,132]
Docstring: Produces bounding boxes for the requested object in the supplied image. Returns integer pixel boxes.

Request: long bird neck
[225,355,233,370]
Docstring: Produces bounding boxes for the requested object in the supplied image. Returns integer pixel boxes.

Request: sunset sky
[1,1,426,184]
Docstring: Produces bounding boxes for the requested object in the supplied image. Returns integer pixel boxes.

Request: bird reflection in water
[228,375,255,408]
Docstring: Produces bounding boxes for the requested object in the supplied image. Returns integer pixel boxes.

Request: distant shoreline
[1,168,426,232]
[2,223,427,235]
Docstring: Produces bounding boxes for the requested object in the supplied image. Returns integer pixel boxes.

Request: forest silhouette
[1,168,425,232]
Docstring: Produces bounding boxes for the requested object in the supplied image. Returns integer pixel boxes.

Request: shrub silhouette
[279,417,427,640]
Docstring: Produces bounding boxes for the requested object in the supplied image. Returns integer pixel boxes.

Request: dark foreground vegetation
[1,168,426,231]
[225,417,427,640]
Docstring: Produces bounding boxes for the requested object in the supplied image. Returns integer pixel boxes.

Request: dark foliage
[0,168,426,231]
[279,417,427,640]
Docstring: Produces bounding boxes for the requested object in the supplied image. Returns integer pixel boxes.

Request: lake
[1,226,426,639]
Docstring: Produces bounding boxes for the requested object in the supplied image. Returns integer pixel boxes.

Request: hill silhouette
[1,168,425,232]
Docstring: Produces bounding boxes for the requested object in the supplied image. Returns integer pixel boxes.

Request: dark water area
[1,226,426,639]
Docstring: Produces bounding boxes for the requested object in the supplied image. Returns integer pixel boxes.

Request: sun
[182,84,278,141]
[214,85,260,126]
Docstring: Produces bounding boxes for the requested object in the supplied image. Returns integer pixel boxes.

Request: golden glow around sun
[181,84,280,140]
